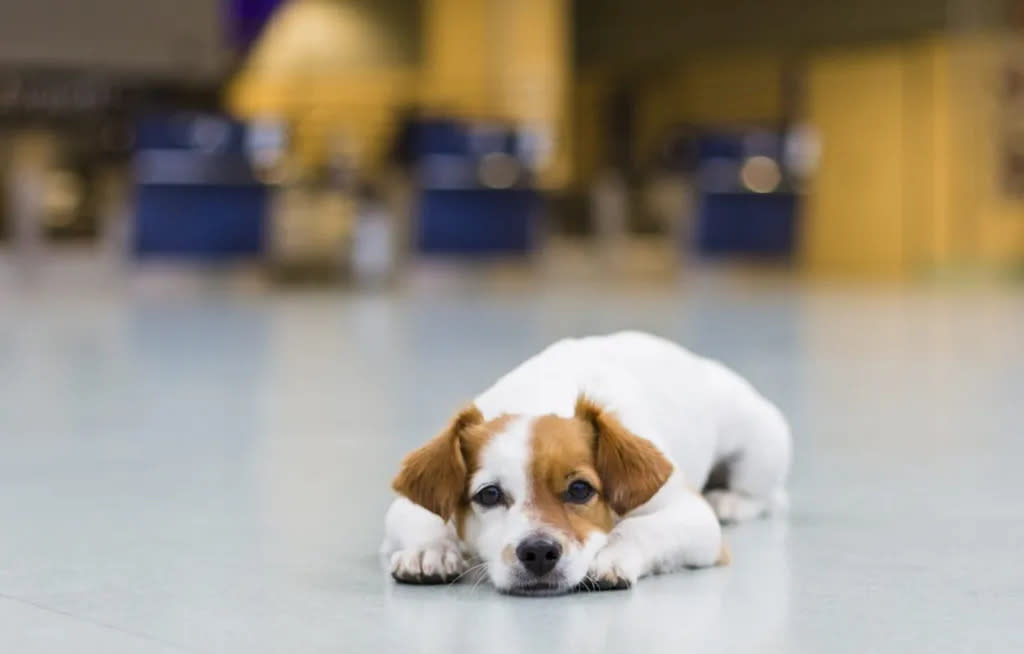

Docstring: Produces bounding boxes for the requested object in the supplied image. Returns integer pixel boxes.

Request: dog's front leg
[381,497,469,584]
[587,484,725,589]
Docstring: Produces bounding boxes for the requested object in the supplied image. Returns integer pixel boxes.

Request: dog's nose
[516,537,562,577]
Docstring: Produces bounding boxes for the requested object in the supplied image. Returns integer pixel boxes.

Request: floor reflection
[383,520,790,654]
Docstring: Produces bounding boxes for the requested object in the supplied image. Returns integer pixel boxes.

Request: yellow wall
[419,0,492,117]
[901,41,950,271]
[945,35,1024,268]
[802,46,909,276]
[802,35,1024,276]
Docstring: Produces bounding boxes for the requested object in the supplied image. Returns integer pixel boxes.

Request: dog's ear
[392,405,484,521]
[575,395,673,515]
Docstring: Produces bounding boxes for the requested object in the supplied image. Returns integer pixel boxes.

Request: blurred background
[2,0,1022,281]
[3,3,1024,653]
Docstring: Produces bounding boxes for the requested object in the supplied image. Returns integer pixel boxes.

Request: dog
[382,331,791,595]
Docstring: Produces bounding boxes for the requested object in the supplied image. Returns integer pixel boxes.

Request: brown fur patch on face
[526,416,615,543]
[392,408,512,527]
[575,396,674,515]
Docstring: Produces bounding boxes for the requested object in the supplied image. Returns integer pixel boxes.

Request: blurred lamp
[740,156,782,194]
[43,171,82,227]
[478,153,521,189]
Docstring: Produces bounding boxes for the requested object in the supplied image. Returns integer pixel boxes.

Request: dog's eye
[564,480,595,503]
[472,484,505,508]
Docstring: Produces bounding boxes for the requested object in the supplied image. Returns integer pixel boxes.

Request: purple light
[225,0,286,52]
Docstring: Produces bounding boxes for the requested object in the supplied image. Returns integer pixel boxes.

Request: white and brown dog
[382,331,791,595]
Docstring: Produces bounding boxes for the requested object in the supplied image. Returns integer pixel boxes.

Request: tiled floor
[2,263,1022,653]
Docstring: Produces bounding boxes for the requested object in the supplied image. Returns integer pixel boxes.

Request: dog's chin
[501,581,572,597]
[499,570,579,597]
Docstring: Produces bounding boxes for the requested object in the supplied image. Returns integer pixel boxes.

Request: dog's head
[392,396,673,595]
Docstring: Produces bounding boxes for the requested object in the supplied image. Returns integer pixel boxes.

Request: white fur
[383,331,792,592]
[587,475,723,587]
[383,497,467,581]
[462,417,537,590]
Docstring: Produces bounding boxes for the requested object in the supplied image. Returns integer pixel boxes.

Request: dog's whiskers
[469,569,490,594]
[448,562,487,586]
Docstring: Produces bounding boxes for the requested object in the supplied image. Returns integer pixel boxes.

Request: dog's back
[474,331,789,492]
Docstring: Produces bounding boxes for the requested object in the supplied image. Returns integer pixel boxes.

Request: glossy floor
[2,264,1022,653]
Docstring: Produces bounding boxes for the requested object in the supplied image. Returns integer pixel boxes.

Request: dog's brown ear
[392,406,484,521]
[575,395,673,515]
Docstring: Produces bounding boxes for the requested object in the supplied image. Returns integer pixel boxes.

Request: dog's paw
[584,543,642,591]
[389,542,467,585]
[703,490,766,524]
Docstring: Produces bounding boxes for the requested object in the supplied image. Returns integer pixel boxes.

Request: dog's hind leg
[703,400,791,524]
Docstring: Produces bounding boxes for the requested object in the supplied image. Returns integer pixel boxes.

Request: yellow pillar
[419,0,493,117]
[802,46,909,277]
[802,36,1024,278]
[420,0,571,187]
